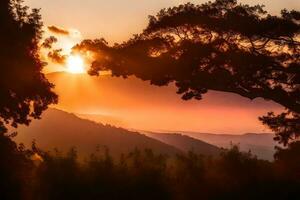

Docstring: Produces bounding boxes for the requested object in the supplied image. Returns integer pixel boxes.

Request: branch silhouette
[74,0,300,145]
[0,0,57,133]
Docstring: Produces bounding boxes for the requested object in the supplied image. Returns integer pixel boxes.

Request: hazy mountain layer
[14,109,181,159]
[13,108,277,161]
[143,132,220,156]
[183,132,277,160]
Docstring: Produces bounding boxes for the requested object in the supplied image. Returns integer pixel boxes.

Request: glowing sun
[66,55,85,74]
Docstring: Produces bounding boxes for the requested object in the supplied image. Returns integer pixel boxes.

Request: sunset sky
[23,0,292,134]
[2,1,300,197]
[26,0,300,43]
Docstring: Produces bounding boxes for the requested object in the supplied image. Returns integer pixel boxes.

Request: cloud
[48,25,70,35]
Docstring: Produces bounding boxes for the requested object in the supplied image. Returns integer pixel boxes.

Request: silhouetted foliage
[2,136,300,200]
[0,0,57,133]
[74,0,300,145]
[0,1,299,198]
[42,36,57,49]
[0,135,33,200]
[260,111,300,145]
[274,141,300,179]
[47,48,67,64]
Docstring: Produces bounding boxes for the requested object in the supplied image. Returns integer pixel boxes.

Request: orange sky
[26,0,300,43]
[47,73,283,134]
[24,0,290,134]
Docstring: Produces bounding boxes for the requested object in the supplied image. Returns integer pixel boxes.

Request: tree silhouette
[0,0,57,133]
[25,146,300,199]
[274,141,300,182]
[260,111,300,145]
[74,0,299,145]
[0,135,33,200]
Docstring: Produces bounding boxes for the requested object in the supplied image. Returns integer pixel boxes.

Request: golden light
[66,55,85,74]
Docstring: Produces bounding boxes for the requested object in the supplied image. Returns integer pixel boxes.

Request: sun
[66,55,85,74]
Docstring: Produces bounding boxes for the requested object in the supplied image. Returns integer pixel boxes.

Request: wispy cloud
[48,25,70,35]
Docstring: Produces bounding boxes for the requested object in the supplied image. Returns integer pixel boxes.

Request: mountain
[77,113,126,128]
[46,72,282,134]
[13,109,181,159]
[183,132,277,160]
[143,132,220,157]
[143,131,276,160]
[11,108,276,160]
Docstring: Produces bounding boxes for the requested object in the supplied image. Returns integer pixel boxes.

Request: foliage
[1,134,300,200]
[0,135,33,200]
[260,111,300,145]
[0,0,57,134]
[74,0,300,145]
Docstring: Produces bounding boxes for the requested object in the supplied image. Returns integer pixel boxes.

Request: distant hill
[13,109,181,159]
[183,132,277,160]
[12,107,277,161]
[46,72,282,134]
[77,113,126,128]
[143,132,220,157]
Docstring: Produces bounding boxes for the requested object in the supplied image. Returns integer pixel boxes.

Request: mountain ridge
[46,71,282,134]
[142,131,221,156]
[14,108,182,159]
[149,131,277,160]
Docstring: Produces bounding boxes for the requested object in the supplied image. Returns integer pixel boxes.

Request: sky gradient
[26,0,300,43]
[24,0,292,134]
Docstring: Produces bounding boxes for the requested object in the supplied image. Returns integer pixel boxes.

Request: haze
[25,0,291,134]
